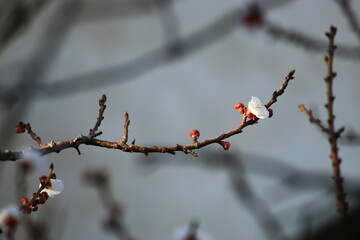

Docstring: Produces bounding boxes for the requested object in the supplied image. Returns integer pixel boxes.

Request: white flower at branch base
[40,179,64,198]
[248,96,269,119]
[0,204,21,231]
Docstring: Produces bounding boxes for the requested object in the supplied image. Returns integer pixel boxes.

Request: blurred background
[1,0,360,239]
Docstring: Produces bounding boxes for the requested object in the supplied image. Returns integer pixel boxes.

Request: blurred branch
[0,70,294,161]
[225,154,286,240]
[83,168,133,240]
[334,0,360,43]
[11,1,296,100]
[299,26,348,218]
[266,22,360,60]
[0,0,83,150]
[0,0,50,54]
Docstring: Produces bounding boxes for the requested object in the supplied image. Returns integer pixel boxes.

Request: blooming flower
[0,205,21,231]
[247,96,269,119]
[40,179,64,198]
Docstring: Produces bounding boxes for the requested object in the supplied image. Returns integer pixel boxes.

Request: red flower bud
[234,102,245,114]
[15,125,25,134]
[268,108,273,118]
[40,192,49,200]
[39,175,47,185]
[4,215,19,229]
[246,111,257,121]
[190,129,200,142]
[23,206,31,215]
[21,197,29,205]
[30,205,38,212]
[50,173,57,179]
[37,196,47,205]
[220,141,231,150]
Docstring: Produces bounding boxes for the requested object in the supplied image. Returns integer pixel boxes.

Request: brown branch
[334,0,360,43]
[120,112,130,144]
[1,70,295,162]
[18,121,46,148]
[299,26,348,218]
[297,105,328,134]
[89,94,107,137]
[265,69,295,108]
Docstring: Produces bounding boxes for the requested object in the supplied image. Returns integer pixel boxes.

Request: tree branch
[1,70,295,161]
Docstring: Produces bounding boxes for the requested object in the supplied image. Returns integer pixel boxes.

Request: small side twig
[298,105,328,134]
[89,94,107,137]
[18,121,46,148]
[299,26,348,218]
[120,112,130,144]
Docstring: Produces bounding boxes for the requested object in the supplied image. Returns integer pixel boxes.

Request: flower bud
[234,102,245,113]
[190,129,200,142]
[15,125,25,134]
[268,108,273,118]
[220,141,231,150]
[30,205,38,212]
[21,197,29,205]
[39,175,47,185]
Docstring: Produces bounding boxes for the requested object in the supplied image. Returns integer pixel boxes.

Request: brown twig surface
[299,26,348,218]
[1,70,295,162]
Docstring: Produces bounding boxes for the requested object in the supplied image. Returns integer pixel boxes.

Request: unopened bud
[15,125,25,134]
[220,141,231,150]
[190,129,200,142]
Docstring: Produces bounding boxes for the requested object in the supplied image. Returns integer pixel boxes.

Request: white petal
[40,179,64,198]
[248,96,269,119]
[0,204,21,228]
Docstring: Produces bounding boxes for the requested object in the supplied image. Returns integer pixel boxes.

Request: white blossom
[0,204,21,230]
[248,96,269,119]
[40,179,64,198]
[170,226,215,240]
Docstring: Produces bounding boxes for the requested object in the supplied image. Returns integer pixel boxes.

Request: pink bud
[220,141,231,150]
[15,125,25,134]
[190,129,200,142]
[21,197,29,205]
[234,102,245,113]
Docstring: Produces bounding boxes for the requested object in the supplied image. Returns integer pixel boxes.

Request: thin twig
[18,121,46,148]
[120,112,130,144]
[298,105,328,134]
[334,0,360,43]
[299,26,348,218]
[89,94,107,137]
[1,70,295,161]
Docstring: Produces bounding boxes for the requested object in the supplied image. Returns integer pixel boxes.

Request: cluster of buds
[21,165,63,215]
[235,96,273,121]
